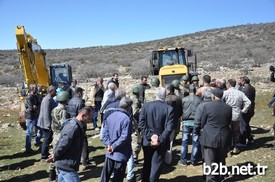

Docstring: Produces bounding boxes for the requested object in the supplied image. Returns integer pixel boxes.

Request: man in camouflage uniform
[165,84,183,164]
[144,77,160,103]
[126,85,142,181]
[49,91,70,181]
[171,79,182,98]
[51,91,70,148]
[139,76,151,104]
[191,76,200,91]
[130,85,142,165]
[180,75,190,98]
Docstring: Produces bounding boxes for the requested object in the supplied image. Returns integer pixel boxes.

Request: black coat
[54,118,85,171]
[25,93,40,119]
[66,96,85,118]
[241,84,256,114]
[199,100,232,149]
[139,100,174,150]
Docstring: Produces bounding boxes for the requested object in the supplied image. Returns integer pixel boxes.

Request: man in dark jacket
[139,87,174,182]
[239,76,256,145]
[100,97,133,182]
[66,79,77,99]
[165,84,183,164]
[194,88,213,161]
[106,73,119,89]
[198,88,232,182]
[179,85,202,166]
[66,87,85,118]
[25,84,43,153]
[46,107,93,182]
[66,87,94,169]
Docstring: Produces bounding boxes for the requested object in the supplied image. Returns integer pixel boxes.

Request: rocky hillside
[0,22,275,86]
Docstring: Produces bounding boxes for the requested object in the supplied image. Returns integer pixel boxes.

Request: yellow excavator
[16,25,72,129]
[150,47,198,86]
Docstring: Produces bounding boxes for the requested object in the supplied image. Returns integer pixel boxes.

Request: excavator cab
[49,63,72,88]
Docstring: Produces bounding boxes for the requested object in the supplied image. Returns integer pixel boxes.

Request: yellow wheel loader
[150,47,198,86]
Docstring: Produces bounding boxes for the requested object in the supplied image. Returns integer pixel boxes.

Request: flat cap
[211,88,223,98]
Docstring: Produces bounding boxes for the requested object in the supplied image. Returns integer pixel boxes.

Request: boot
[48,168,56,181]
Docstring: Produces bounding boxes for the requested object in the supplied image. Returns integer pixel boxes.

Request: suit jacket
[241,84,256,113]
[139,99,174,150]
[199,100,232,149]
[37,94,57,130]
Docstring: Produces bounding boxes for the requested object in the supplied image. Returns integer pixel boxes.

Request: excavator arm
[16,26,51,130]
[16,26,73,130]
[16,26,50,91]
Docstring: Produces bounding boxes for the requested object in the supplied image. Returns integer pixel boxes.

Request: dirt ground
[0,68,275,181]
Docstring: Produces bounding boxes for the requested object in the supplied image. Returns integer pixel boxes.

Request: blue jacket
[102,108,132,162]
[103,100,133,124]
[54,118,85,171]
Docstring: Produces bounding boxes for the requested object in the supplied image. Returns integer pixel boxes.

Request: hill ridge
[0,22,274,85]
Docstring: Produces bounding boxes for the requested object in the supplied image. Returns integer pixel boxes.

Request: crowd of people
[23,71,275,182]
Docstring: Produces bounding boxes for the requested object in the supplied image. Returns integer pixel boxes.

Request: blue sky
[1,0,275,50]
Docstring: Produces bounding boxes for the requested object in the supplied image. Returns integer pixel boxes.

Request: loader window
[152,52,158,66]
[160,50,178,66]
[178,51,186,65]
[161,54,170,66]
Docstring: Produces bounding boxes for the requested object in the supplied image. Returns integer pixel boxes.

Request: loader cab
[50,63,72,88]
[150,47,192,75]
